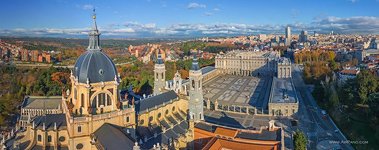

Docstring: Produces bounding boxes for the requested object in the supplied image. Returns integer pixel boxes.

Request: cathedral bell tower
[188,54,204,122]
[153,49,166,95]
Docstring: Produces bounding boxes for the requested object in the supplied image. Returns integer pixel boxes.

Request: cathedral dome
[73,50,118,84]
[73,9,118,84]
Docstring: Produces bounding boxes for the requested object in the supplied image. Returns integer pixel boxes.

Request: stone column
[215,100,218,111]
[207,99,210,110]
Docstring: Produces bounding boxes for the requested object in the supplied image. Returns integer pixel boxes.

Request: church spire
[87,9,101,51]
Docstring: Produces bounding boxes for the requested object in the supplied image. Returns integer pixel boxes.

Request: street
[292,64,354,150]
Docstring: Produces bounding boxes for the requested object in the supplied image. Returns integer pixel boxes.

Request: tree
[293,130,307,150]
[328,91,339,108]
[312,82,325,103]
[356,70,379,104]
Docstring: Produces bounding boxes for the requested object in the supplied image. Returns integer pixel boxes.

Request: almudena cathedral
[5,12,298,150]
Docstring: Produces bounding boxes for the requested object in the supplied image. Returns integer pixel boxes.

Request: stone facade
[215,50,279,76]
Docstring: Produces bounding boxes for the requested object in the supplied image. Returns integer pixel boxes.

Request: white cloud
[82,4,94,10]
[2,16,379,37]
[187,3,206,9]
[213,8,220,11]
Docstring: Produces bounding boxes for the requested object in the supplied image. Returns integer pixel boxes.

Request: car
[321,110,327,116]
[334,129,339,133]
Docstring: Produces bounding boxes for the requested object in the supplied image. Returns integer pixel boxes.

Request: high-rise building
[299,30,308,43]
[285,26,291,45]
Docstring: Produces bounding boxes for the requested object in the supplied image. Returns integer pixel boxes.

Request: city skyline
[1,0,379,37]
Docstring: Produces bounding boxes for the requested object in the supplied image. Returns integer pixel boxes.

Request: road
[292,64,354,150]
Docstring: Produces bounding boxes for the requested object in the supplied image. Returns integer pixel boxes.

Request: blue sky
[1,0,379,37]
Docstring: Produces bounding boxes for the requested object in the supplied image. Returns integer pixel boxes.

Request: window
[192,80,195,89]
[59,136,65,142]
[74,88,77,100]
[126,116,130,123]
[149,116,153,123]
[139,119,144,125]
[107,95,111,106]
[157,113,161,119]
[37,135,42,142]
[99,93,105,106]
[78,126,82,133]
[47,135,52,142]
[165,109,169,115]
[172,106,175,112]
[76,143,83,150]
[81,94,84,107]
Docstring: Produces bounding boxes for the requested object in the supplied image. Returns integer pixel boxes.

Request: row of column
[204,100,263,115]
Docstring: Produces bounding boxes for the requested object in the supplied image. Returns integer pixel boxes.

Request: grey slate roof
[136,90,178,114]
[156,50,164,64]
[140,120,189,149]
[191,56,200,71]
[22,96,61,109]
[33,114,67,130]
[195,122,217,132]
[93,123,135,150]
[201,66,215,75]
[73,50,118,84]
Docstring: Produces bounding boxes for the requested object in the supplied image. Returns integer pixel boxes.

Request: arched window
[149,116,154,124]
[157,113,161,119]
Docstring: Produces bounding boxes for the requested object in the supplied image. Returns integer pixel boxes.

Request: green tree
[328,91,339,108]
[293,130,307,150]
[356,70,379,104]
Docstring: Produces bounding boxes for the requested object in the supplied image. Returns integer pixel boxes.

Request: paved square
[203,75,271,107]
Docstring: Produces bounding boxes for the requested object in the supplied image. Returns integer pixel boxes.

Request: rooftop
[22,96,61,109]
[216,50,278,59]
[136,90,178,114]
[269,77,297,103]
[195,121,281,141]
[201,66,216,75]
[33,114,67,130]
[93,123,135,150]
